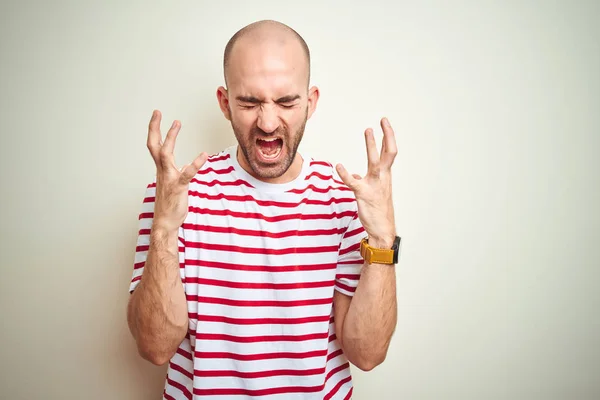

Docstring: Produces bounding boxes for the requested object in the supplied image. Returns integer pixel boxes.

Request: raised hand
[146,110,208,233]
[336,118,398,249]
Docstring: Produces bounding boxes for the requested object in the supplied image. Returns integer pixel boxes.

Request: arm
[334,255,397,371]
[335,117,399,371]
[127,228,188,366]
[127,110,207,365]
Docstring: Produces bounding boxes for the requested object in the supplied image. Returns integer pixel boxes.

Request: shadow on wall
[113,324,167,399]
[190,87,237,157]
[198,108,237,156]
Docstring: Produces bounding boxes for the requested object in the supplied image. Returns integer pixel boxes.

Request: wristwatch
[360,236,401,265]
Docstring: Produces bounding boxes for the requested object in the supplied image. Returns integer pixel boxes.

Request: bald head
[223,20,311,87]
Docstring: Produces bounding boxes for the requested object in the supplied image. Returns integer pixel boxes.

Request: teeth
[259,138,279,142]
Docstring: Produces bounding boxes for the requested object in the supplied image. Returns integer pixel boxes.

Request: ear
[306,86,320,120]
[216,86,231,121]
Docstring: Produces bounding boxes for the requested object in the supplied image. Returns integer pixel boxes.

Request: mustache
[252,127,286,138]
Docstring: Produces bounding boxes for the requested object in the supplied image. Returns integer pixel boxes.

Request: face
[231,103,308,180]
[217,36,319,183]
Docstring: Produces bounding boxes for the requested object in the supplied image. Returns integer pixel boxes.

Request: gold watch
[360,236,401,265]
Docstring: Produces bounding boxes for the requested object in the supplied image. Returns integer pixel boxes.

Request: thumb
[181,152,208,183]
[336,163,360,191]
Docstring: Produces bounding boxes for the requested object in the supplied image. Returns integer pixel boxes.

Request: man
[127,20,399,399]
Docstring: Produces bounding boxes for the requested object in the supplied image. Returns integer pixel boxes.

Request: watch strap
[360,236,401,265]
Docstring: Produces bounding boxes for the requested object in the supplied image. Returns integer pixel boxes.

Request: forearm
[342,246,397,369]
[127,228,188,365]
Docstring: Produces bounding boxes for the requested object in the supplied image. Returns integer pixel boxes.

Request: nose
[257,104,280,134]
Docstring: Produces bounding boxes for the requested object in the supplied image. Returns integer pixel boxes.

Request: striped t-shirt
[130,145,366,400]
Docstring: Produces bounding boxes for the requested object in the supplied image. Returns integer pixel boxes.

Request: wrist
[367,234,396,249]
[150,225,180,249]
[151,218,181,237]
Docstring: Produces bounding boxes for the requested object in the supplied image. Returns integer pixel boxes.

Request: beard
[231,110,308,180]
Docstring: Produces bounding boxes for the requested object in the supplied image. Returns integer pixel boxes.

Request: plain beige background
[1,0,598,399]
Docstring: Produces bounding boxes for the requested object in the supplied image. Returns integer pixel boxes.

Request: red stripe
[339,242,360,256]
[131,275,141,283]
[305,171,345,185]
[194,366,326,379]
[176,347,193,361]
[190,313,331,325]
[344,226,365,239]
[207,153,230,162]
[169,360,193,380]
[327,349,343,361]
[190,178,254,188]
[194,349,327,361]
[196,166,234,175]
[186,277,334,290]
[335,281,356,293]
[134,261,184,270]
[336,274,361,280]
[328,334,337,343]
[193,385,324,397]
[310,160,332,168]
[139,212,153,220]
[192,332,328,343]
[344,387,354,400]
[188,207,356,222]
[182,223,346,238]
[186,295,333,307]
[163,391,176,400]
[185,241,339,255]
[185,259,337,272]
[188,191,355,208]
[325,375,353,400]
[135,245,185,253]
[166,377,192,400]
[325,362,350,383]
[337,259,364,266]
[287,184,352,194]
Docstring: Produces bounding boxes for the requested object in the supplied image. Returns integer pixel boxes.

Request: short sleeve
[335,208,366,297]
[130,181,186,293]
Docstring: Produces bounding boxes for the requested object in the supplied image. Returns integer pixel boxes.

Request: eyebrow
[235,94,301,103]
[236,95,261,103]
[275,94,301,103]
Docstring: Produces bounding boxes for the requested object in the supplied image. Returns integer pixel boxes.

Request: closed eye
[276,94,301,109]
[279,103,297,109]
[236,95,260,110]
[240,104,257,109]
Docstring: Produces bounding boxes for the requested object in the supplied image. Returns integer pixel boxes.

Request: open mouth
[256,137,283,161]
